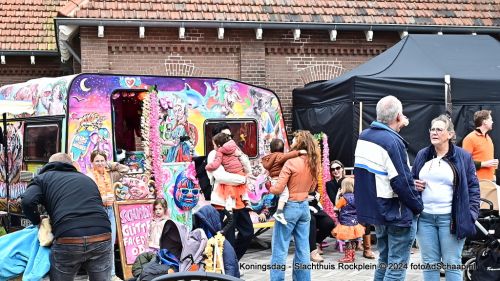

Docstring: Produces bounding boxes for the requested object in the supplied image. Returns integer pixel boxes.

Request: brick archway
[297,64,345,85]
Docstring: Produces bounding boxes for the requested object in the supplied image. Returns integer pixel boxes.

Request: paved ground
[239,230,433,281]
[53,230,447,281]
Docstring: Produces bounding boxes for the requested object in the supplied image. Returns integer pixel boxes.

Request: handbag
[38,217,54,247]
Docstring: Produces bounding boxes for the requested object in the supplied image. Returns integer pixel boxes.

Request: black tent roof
[294,34,500,106]
[293,34,500,168]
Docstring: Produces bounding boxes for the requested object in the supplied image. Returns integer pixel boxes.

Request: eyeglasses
[331,166,342,171]
[180,188,200,195]
[429,128,445,133]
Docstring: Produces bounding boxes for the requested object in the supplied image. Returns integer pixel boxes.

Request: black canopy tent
[293,34,500,169]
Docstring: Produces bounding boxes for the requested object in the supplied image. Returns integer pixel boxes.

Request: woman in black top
[326,160,375,259]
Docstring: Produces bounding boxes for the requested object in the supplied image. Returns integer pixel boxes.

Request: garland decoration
[140,92,152,176]
[149,89,164,198]
[204,232,225,274]
[321,133,335,218]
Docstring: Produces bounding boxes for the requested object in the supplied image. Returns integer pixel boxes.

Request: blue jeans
[105,206,117,276]
[270,200,311,281]
[416,212,465,281]
[49,239,112,281]
[374,216,417,281]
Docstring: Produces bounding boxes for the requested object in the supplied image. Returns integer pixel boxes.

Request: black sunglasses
[331,166,342,171]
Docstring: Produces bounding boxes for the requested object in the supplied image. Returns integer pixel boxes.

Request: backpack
[159,220,208,272]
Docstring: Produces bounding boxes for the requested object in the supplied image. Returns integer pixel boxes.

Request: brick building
[1,0,499,131]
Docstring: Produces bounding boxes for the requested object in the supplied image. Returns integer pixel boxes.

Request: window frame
[203,118,259,159]
[23,120,62,163]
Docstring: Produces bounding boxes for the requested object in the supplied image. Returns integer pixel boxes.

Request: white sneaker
[111,275,122,281]
[273,212,287,225]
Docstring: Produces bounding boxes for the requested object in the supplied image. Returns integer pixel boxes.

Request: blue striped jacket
[354,121,423,227]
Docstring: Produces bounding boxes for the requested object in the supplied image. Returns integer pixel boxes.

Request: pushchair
[462,179,500,281]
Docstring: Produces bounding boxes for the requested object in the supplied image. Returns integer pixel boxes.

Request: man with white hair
[21,153,112,281]
[354,96,423,281]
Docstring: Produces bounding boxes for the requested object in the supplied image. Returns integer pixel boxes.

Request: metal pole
[2,113,9,232]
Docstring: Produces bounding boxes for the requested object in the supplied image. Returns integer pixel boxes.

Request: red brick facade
[79,26,399,132]
[0,56,67,87]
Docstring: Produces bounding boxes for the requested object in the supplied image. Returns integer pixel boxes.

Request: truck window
[204,120,258,158]
[24,122,60,162]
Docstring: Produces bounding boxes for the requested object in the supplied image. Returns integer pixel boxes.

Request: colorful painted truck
[0,74,288,229]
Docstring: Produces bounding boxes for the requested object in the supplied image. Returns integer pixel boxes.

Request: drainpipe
[58,25,80,63]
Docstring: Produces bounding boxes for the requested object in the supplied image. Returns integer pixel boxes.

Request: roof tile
[2,0,499,52]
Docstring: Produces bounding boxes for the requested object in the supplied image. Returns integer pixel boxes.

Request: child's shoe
[273,212,287,225]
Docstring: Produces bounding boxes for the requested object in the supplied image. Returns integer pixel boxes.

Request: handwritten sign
[115,200,154,280]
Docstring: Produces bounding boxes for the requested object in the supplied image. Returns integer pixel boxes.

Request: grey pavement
[239,230,435,281]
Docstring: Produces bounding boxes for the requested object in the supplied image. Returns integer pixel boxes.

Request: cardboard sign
[115,200,154,280]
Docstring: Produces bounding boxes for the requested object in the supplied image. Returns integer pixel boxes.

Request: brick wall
[79,26,400,133]
[0,56,67,87]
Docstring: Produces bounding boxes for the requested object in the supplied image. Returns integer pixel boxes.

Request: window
[24,123,60,162]
[204,119,258,158]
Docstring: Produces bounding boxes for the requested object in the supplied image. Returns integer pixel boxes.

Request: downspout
[58,25,80,64]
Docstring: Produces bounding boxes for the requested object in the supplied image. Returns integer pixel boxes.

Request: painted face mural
[172,170,201,211]
[115,176,155,200]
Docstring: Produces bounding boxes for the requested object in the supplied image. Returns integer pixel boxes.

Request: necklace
[92,169,112,200]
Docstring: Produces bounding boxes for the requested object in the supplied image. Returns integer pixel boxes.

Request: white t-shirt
[418,157,454,214]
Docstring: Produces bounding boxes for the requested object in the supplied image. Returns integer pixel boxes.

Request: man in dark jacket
[21,153,112,281]
[354,96,423,281]
[193,205,240,278]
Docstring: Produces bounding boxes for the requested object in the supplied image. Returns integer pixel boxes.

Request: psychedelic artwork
[123,151,146,174]
[0,76,75,117]
[1,74,288,219]
[161,163,201,228]
[115,174,155,201]
[0,122,27,213]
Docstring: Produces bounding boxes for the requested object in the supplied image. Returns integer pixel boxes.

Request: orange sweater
[269,155,317,201]
[462,130,495,180]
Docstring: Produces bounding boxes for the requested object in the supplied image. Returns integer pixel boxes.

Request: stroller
[159,220,208,272]
[462,180,500,281]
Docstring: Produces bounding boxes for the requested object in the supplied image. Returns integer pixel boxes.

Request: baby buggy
[462,179,500,281]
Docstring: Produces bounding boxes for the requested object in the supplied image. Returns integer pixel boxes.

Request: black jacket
[21,161,110,238]
[325,177,343,204]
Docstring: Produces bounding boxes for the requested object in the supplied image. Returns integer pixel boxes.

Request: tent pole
[445,75,451,115]
[359,102,363,134]
[2,113,9,232]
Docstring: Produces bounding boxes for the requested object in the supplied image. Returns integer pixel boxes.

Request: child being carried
[261,139,306,225]
[205,132,251,211]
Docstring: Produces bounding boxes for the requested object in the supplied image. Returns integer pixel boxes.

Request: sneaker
[310,249,324,263]
[111,276,122,281]
[273,212,287,225]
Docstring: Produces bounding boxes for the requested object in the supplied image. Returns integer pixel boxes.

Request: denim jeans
[416,212,465,281]
[374,216,417,281]
[49,239,112,281]
[270,200,311,281]
[105,206,117,276]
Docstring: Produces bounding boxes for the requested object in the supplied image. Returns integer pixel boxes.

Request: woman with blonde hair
[269,130,321,281]
[412,115,479,281]
[87,150,129,281]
